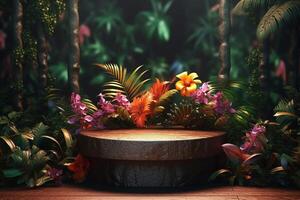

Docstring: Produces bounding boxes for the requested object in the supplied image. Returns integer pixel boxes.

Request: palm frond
[157,89,177,106]
[232,105,256,128]
[209,80,246,101]
[257,1,300,40]
[274,99,298,128]
[274,99,295,113]
[81,98,98,113]
[95,64,150,100]
[233,0,276,15]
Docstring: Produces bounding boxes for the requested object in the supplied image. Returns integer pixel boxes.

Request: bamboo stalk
[218,0,231,81]
[66,0,80,93]
[12,0,24,111]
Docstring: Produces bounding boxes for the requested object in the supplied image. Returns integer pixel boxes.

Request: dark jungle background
[0,0,299,188]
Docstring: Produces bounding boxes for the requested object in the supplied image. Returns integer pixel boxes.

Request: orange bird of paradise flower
[149,79,170,102]
[67,154,90,183]
[175,72,201,96]
[129,92,153,128]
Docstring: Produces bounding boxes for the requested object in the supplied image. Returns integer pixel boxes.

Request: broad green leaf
[3,169,24,178]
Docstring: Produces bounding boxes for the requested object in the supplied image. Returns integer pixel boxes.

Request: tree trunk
[259,39,270,90]
[218,0,231,81]
[12,0,24,111]
[66,0,80,93]
[37,22,48,91]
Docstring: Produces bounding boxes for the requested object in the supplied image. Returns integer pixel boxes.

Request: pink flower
[191,82,211,104]
[47,168,63,185]
[0,30,6,49]
[276,60,286,84]
[84,115,93,122]
[211,92,235,115]
[79,24,91,44]
[97,93,115,114]
[240,124,266,153]
[113,93,130,110]
[70,93,87,116]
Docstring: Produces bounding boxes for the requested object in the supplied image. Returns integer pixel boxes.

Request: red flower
[79,24,91,44]
[67,154,90,182]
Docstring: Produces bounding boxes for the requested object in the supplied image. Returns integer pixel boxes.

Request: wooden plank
[232,186,300,196]
[238,196,300,200]
[0,185,299,200]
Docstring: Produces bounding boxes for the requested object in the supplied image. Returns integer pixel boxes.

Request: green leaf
[35,175,52,187]
[274,112,297,118]
[271,166,285,174]
[209,169,231,181]
[0,116,9,124]
[38,136,63,155]
[95,64,149,100]
[61,128,73,149]
[242,153,262,165]
[257,1,300,40]
[0,136,16,152]
[157,89,177,106]
[158,20,170,41]
[3,169,24,178]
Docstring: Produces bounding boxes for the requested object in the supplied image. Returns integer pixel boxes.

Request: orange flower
[175,72,201,96]
[149,79,170,102]
[129,92,153,128]
[67,154,90,183]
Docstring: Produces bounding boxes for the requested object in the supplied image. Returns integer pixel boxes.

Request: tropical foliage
[0,115,74,187]
[233,0,300,40]
[68,64,236,130]
[210,93,300,187]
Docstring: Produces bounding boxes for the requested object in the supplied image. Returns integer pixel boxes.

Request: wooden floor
[0,184,299,200]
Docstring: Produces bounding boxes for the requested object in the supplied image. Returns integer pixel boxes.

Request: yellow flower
[175,72,201,96]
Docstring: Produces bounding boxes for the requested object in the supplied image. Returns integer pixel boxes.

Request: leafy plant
[0,116,73,187]
[137,0,173,42]
[93,1,123,34]
[233,0,300,40]
[95,64,150,100]
[187,11,219,54]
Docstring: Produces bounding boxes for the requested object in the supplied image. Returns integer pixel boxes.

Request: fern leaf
[95,64,149,100]
[257,1,300,40]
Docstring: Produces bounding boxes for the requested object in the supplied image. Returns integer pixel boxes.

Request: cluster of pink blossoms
[68,92,130,130]
[240,124,267,153]
[191,83,235,115]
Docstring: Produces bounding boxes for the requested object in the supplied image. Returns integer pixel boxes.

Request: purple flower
[240,124,266,153]
[97,93,115,114]
[191,82,211,104]
[113,93,130,110]
[212,92,235,115]
[70,93,87,116]
[84,115,93,122]
[47,168,63,185]
[251,124,266,136]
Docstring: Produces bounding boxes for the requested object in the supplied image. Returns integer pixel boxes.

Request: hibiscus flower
[175,72,201,96]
